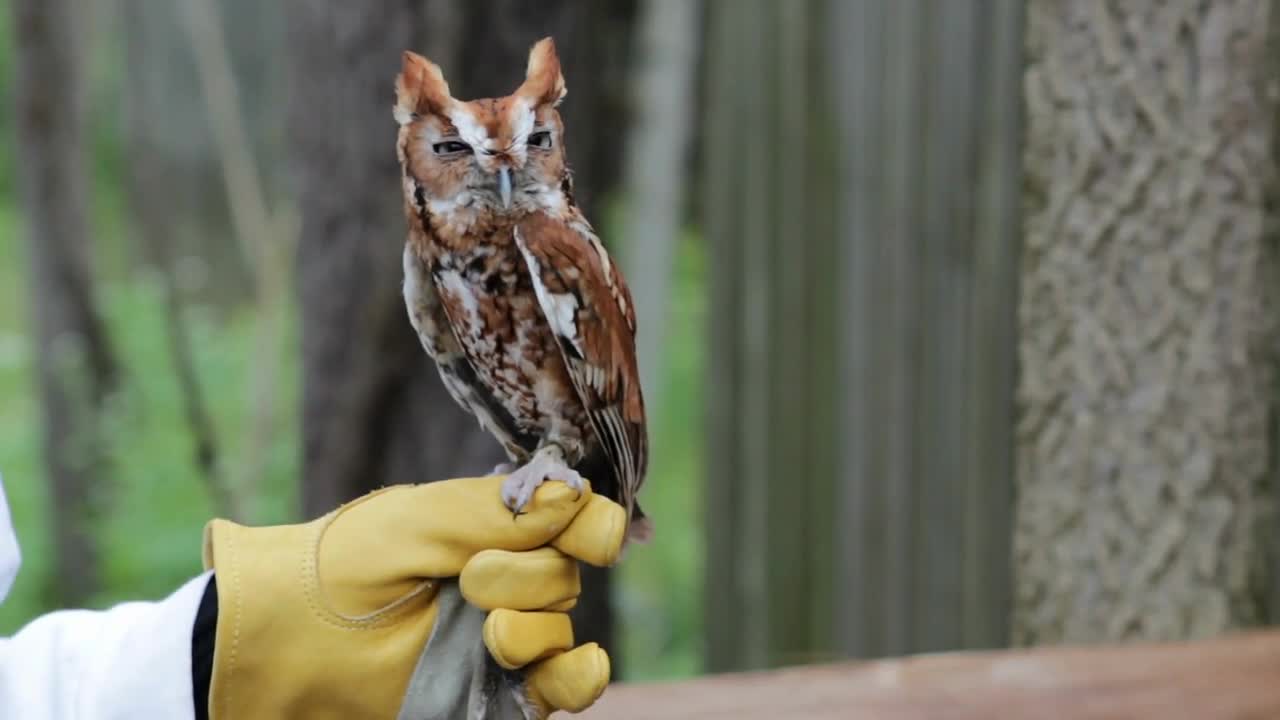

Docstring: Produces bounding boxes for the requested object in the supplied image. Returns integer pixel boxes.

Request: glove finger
[321,476,593,582]
[483,609,573,670]
[525,643,611,714]
[550,493,627,567]
[460,547,579,611]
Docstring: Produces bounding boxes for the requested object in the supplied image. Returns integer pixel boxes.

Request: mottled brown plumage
[394,38,650,543]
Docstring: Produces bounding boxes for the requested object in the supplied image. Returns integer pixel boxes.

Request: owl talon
[500,450,586,514]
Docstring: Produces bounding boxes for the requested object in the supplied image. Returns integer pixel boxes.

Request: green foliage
[0,201,300,631]
[618,233,707,680]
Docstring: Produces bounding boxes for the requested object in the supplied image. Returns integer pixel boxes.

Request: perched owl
[393,38,651,544]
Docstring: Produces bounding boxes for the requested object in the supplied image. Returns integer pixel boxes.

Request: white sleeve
[0,474,20,604]
[0,473,211,720]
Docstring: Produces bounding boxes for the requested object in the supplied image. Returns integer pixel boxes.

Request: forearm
[0,571,211,719]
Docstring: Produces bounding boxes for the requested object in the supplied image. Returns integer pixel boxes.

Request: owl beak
[497,167,513,209]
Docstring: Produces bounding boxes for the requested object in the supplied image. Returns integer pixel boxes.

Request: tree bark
[12,0,120,605]
[1015,0,1279,644]
[287,0,635,665]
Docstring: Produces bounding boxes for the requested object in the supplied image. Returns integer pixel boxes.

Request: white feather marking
[599,407,633,478]
[436,268,495,356]
[589,236,612,278]
[447,107,489,149]
[393,105,414,126]
[548,293,578,339]
[512,99,535,140]
[402,246,438,355]
[427,192,475,218]
[516,231,585,358]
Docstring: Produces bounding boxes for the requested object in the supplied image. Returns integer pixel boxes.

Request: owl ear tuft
[518,37,567,108]
[395,51,453,124]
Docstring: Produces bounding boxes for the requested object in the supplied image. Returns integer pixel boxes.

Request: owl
[393,38,651,544]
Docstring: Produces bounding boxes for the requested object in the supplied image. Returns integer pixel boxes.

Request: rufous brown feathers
[395,51,453,122]
[517,37,567,108]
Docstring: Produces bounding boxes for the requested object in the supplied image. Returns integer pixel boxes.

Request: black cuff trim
[192,574,217,720]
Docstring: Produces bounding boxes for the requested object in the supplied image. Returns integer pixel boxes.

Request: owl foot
[491,462,517,475]
[501,448,585,517]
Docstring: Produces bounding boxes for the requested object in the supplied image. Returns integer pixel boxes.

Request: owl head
[395,38,570,218]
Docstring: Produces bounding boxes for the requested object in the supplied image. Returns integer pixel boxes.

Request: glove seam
[304,510,438,629]
[216,522,242,716]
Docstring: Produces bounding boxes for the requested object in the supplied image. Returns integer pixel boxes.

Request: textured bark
[1015,0,1279,644]
[12,0,119,605]
[288,0,634,664]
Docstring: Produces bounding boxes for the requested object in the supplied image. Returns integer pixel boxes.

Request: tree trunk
[1015,0,1279,644]
[114,0,283,305]
[121,0,228,515]
[287,0,635,666]
[12,0,120,606]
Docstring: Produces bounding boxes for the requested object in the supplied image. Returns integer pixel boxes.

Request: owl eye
[432,140,472,156]
[528,131,553,150]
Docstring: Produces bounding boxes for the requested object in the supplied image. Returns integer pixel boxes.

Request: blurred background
[2,0,1278,685]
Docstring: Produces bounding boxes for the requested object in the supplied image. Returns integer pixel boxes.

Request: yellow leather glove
[201,476,625,719]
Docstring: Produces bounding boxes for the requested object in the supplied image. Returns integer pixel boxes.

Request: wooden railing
[583,630,1280,718]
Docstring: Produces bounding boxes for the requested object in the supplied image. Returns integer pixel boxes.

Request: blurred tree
[12,0,120,604]
[121,0,226,515]
[286,0,635,666]
[703,0,1024,670]
[116,0,284,304]
[1015,0,1279,643]
[620,0,702,405]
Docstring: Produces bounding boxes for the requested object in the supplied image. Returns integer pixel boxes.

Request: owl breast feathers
[393,37,650,541]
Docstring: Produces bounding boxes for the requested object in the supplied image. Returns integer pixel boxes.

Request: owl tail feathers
[627,508,654,545]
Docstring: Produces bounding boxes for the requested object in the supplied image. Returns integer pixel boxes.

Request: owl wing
[402,244,537,461]
[513,213,648,513]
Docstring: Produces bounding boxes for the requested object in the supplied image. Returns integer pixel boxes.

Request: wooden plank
[586,631,1280,719]
[826,0,1023,660]
[831,0,887,657]
[878,0,927,655]
[701,0,746,672]
[706,0,1023,668]
[768,0,817,666]
[962,0,1023,648]
[914,0,975,652]
[732,0,773,670]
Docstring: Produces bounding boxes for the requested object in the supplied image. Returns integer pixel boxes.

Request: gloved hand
[201,475,626,719]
